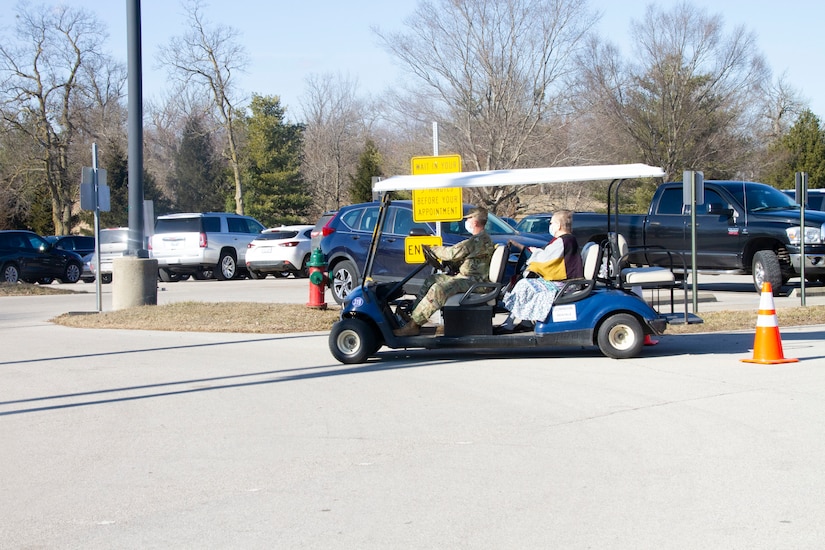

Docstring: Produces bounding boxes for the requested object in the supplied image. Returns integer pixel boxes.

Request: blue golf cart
[328,164,703,364]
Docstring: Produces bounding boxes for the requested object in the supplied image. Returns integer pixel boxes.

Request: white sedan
[245,225,314,279]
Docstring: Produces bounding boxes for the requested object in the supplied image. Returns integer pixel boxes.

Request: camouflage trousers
[410,274,477,325]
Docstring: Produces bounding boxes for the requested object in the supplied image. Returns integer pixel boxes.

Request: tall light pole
[113,0,158,310]
[127,0,146,257]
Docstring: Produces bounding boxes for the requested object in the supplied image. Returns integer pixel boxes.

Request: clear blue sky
[3,0,822,119]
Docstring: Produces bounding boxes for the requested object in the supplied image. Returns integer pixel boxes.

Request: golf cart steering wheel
[422,245,445,270]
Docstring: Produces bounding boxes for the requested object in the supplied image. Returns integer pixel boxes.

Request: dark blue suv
[317,200,547,304]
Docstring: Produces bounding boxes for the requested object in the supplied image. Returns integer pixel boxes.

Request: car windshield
[155,217,203,233]
[260,231,300,240]
[729,185,799,212]
[515,216,551,234]
[439,212,518,237]
[101,230,128,244]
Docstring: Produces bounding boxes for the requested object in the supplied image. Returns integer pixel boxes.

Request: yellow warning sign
[404,235,443,264]
[412,188,463,222]
[411,154,462,175]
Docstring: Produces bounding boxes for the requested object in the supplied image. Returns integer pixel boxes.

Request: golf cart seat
[609,233,677,288]
[441,243,510,336]
[443,242,510,308]
[553,241,602,305]
[609,233,694,317]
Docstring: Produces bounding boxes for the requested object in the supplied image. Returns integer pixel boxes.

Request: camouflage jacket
[431,231,495,280]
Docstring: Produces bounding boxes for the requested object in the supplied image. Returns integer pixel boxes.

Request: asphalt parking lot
[2,274,824,548]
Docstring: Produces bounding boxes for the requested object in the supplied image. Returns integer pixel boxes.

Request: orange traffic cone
[741,282,798,364]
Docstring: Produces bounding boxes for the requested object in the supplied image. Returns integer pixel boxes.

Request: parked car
[149,212,265,281]
[0,230,83,284]
[246,225,314,279]
[310,210,337,251]
[80,252,95,283]
[317,200,547,304]
[500,216,518,229]
[88,227,129,284]
[515,213,554,242]
[44,234,96,257]
[783,188,825,211]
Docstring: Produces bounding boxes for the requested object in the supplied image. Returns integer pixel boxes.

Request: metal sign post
[796,172,808,306]
[81,143,109,312]
[684,170,704,313]
[92,144,102,312]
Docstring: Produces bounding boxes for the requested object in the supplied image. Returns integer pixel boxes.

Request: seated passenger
[499,210,582,331]
[393,207,495,336]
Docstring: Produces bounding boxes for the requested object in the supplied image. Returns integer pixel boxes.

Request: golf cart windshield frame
[361,164,666,294]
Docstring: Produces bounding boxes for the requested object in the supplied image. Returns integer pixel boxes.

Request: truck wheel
[597,313,644,359]
[329,318,378,364]
[331,260,358,305]
[752,251,782,295]
[217,251,238,280]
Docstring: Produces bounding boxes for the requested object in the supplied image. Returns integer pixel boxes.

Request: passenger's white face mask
[465,219,474,233]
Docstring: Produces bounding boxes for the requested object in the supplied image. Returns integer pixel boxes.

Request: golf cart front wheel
[597,313,644,359]
[329,318,378,364]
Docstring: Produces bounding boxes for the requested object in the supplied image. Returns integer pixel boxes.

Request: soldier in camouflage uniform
[394,207,495,336]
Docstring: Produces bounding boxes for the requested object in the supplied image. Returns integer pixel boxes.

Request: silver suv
[92,227,129,284]
[150,212,265,281]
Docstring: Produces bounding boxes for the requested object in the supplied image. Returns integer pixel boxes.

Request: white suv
[150,212,265,281]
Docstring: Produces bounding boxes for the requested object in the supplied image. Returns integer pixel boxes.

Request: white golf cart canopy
[373,163,665,192]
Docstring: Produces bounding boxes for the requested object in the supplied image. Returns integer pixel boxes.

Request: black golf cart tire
[329,318,377,364]
[2,262,20,283]
[217,251,238,280]
[60,262,82,284]
[752,250,782,295]
[597,313,644,359]
[331,260,358,305]
[101,273,113,284]
[248,269,265,279]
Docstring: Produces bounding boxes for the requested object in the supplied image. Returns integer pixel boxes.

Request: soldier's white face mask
[465,219,474,233]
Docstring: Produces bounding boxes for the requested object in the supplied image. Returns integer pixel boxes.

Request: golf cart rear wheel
[329,318,377,364]
[597,313,644,359]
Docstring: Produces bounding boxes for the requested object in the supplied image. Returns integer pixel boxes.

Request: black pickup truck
[520,181,825,293]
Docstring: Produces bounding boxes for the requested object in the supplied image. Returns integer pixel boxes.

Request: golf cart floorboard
[389,328,595,350]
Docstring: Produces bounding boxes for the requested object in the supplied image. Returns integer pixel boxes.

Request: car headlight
[786,226,823,245]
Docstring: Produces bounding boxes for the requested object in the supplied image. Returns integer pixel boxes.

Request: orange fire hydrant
[306,248,328,310]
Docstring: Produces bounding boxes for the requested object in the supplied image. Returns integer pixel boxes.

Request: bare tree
[758,73,806,141]
[144,85,216,210]
[0,3,125,234]
[158,0,248,214]
[375,0,598,213]
[576,2,769,182]
[300,73,366,215]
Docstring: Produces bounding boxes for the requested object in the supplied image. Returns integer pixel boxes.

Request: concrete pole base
[112,257,159,310]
